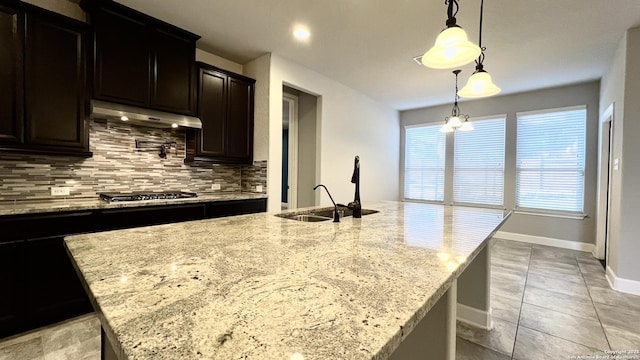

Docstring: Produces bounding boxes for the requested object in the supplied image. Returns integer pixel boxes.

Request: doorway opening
[282,85,319,210]
[595,103,615,268]
[282,93,298,210]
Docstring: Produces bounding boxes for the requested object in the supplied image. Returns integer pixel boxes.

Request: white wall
[618,27,640,284]
[599,32,627,279]
[600,26,640,287]
[599,25,640,290]
[23,0,84,21]
[296,92,318,208]
[244,53,271,163]
[401,81,600,246]
[195,49,243,74]
[263,54,400,211]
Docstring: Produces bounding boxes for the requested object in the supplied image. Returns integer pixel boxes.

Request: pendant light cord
[475,0,486,68]
[452,70,461,116]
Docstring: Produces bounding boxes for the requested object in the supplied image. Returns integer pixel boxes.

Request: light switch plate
[614,158,620,171]
[256,185,263,192]
[211,183,221,190]
[51,187,70,196]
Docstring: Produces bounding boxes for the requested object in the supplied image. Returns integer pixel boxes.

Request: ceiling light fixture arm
[445,0,459,26]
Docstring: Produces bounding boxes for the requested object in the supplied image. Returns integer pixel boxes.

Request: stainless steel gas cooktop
[99,191,197,202]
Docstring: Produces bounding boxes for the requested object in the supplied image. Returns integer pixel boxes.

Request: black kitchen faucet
[348,156,362,218]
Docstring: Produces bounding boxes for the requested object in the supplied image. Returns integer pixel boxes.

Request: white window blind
[453,117,506,206]
[516,106,586,213]
[404,125,446,201]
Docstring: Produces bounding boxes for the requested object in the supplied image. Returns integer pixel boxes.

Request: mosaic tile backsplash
[0,120,267,201]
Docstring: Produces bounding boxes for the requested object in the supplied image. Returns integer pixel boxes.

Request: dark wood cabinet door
[187,63,255,164]
[226,76,254,160]
[206,199,267,218]
[25,237,91,329]
[151,28,196,115]
[0,4,23,144]
[24,12,88,149]
[96,203,207,231]
[197,68,227,156]
[0,240,26,339]
[93,7,150,107]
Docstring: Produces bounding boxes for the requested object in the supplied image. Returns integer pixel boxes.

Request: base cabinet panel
[25,237,92,330]
[0,241,26,339]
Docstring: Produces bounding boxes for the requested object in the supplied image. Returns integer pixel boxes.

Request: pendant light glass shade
[458,69,501,98]
[422,26,481,69]
[459,119,474,131]
[440,122,454,133]
[447,116,462,128]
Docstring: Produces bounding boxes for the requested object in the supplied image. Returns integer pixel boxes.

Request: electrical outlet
[50,187,70,196]
[211,183,221,190]
[256,185,263,193]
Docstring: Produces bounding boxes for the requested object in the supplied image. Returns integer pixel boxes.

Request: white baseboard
[457,303,493,330]
[606,266,640,296]
[494,231,595,253]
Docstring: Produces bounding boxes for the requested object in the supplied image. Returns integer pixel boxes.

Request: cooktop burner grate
[99,191,197,202]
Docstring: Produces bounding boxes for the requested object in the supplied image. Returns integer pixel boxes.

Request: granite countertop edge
[0,192,268,216]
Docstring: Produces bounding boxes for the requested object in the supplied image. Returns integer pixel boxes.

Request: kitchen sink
[276,207,379,222]
[289,214,333,222]
[310,208,379,218]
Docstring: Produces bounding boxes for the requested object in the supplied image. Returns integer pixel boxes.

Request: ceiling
[117,0,640,111]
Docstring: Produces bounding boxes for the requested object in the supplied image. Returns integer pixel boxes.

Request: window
[453,117,506,206]
[516,106,586,213]
[404,124,446,201]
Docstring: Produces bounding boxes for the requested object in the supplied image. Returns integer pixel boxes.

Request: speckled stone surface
[0,192,267,216]
[65,201,509,360]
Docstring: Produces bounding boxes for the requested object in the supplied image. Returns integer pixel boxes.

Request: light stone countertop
[64,201,509,360]
[0,192,267,217]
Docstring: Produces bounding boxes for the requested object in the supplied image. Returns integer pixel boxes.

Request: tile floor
[0,314,100,360]
[1,238,638,359]
[457,238,640,360]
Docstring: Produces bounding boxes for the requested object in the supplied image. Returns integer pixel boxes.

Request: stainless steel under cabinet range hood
[89,100,202,129]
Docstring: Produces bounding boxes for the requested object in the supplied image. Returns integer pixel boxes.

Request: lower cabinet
[95,203,208,231]
[0,198,267,339]
[207,198,266,218]
[0,241,26,338]
[25,237,92,332]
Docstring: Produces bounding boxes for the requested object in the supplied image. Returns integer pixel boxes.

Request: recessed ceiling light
[293,27,310,41]
[120,116,128,121]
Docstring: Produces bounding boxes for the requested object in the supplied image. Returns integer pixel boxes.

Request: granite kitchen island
[64,201,509,359]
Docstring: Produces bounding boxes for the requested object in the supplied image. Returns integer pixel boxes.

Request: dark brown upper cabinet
[82,0,199,116]
[0,3,24,144]
[0,2,91,157]
[91,5,149,107]
[186,63,255,164]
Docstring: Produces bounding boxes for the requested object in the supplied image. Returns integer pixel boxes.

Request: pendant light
[422,0,481,69]
[458,0,501,98]
[441,70,473,132]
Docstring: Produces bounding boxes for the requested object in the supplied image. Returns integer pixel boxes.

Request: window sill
[403,199,445,205]
[451,202,506,210]
[513,209,587,220]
